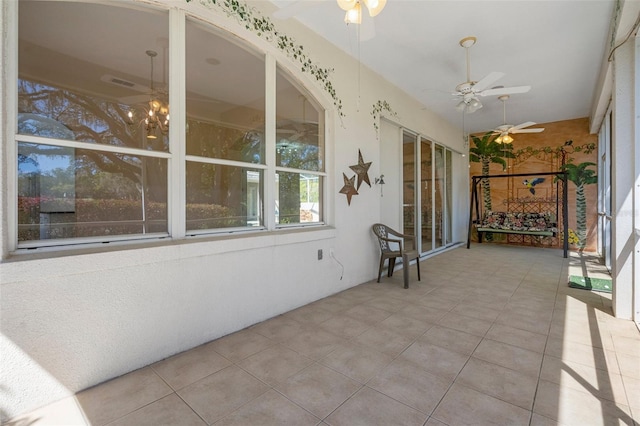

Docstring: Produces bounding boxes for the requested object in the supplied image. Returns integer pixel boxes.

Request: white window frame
[7,1,329,254]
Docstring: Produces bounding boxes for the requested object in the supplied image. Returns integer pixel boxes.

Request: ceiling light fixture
[495,132,514,144]
[127,50,169,139]
[337,0,386,24]
[495,95,513,144]
[456,94,482,113]
[344,2,361,24]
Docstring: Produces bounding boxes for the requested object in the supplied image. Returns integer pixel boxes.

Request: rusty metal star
[349,149,372,190]
[339,173,358,205]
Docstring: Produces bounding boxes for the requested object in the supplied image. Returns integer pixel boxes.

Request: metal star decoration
[349,149,372,190]
[339,173,358,205]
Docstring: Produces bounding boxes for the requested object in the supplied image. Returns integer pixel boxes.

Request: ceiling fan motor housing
[455,82,477,94]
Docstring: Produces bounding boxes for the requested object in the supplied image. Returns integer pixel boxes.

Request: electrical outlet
[318,249,323,260]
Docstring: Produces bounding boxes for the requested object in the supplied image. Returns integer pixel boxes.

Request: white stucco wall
[0,0,463,419]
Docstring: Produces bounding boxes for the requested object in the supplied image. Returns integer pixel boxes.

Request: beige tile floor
[7,244,640,426]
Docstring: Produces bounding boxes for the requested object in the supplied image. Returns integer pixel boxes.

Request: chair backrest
[372,223,393,253]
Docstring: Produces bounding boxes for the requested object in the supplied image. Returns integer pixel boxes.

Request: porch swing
[466,170,569,258]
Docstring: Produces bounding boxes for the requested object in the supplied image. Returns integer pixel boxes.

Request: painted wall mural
[469,117,598,252]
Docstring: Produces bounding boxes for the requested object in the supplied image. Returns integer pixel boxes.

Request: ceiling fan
[277,96,319,143]
[273,0,380,41]
[492,95,544,143]
[337,0,386,22]
[454,36,531,113]
[276,121,320,156]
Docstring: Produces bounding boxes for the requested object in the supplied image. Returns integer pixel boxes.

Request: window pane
[18,143,168,242]
[186,162,263,230]
[19,1,169,150]
[276,172,321,225]
[186,19,265,163]
[276,67,324,171]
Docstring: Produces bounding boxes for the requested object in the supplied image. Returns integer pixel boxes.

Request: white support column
[1,0,18,257]
[264,54,276,229]
[633,34,640,327]
[169,9,186,238]
[611,38,635,319]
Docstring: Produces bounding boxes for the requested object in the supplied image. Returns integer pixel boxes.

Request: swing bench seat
[467,172,569,258]
[476,211,557,243]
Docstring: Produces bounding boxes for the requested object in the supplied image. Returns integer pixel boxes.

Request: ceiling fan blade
[272,0,321,20]
[479,85,531,97]
[512,121,537,130]
[472,71,505,92]
[512,128,545,134]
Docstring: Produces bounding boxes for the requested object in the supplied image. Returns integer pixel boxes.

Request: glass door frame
[402,130,419,251]
[598,108,612,271]
[402,130,453,256]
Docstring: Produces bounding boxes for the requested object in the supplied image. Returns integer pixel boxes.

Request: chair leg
[377,256,385,283]
[416,256,421,281]
[388,258,395,277]
[402,254,409,289]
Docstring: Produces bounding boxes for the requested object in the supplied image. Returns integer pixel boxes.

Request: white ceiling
[270,0,615,135]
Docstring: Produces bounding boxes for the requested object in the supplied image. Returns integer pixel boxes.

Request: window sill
[3,226,337,265]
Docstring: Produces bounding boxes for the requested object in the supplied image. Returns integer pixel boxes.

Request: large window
[14,1,326,249]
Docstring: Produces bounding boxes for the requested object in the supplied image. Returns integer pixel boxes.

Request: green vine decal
[371,100,397,137]
[512,140,596,164]
[188,0,344,117]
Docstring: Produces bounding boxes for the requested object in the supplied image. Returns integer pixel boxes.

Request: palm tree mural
[557,162,597,250]
[469,132,515,212]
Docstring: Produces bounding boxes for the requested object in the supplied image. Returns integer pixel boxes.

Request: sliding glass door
[403,131,453,255]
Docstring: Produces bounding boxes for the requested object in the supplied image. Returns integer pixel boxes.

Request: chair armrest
[378,236,408,252]
[387,229,415,241]
[384,236,415,252]
[387,230,416,251]
[378,236,402,246]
